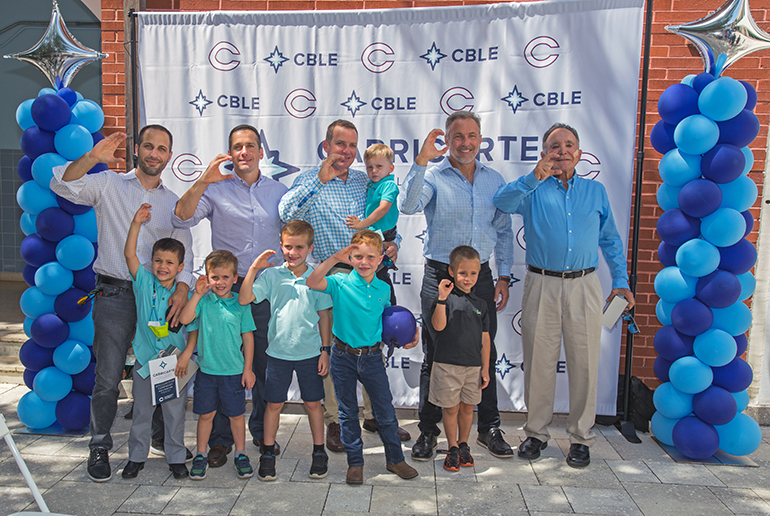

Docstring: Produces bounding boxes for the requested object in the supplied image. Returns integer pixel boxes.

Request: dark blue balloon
[678,179,722,218]
[19,234,57,267]
[718,239,757,275]
[672,416,719,460]
[656,209,701,247]
[692,386,737,426]
[31,94,71,132]
[735,333,748,357]
[54,288,91,322]
[72,266,96,293]
[658,242,679,267]
[56,391,91,430]
[701,144,745,184]
[712,356,753,392]
[55,194,92,216]
[57,87,78,106]
[30,313,69,349]
[72,361,96,395]
[650,120,677,155]
[19,339,55,371]
[741,210,754,238]
[654,356,673,382]
[23,369,38,390]
[654,325,694,361]
[87,162,109,175]
[671,298,713,336]
[35,207,75,243]
[20,126,56,160]
[696,270,741,308]
[23,263,38,287]
[692,72,715,93]
[92,131,105,145]
[717,110,760,147]
[740,81,757,110]
[658,84,700,125]
[18,155,33,182]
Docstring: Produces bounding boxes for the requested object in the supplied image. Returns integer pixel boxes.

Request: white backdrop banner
[136,0,644,414]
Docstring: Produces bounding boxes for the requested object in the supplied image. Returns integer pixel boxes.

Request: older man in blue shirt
[493,123,634,468]
[400,111,515,460]
[173,124,287,467]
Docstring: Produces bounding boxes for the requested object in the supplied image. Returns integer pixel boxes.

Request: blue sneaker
[235,454,254,479]
[190,454,207,480]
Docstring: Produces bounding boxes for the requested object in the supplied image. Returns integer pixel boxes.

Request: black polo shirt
[432,287,490,367]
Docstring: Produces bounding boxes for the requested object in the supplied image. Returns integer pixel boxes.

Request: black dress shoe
[168,463,189,479]
[477,428,514,458]
[566,443,590,468]
[411,431,438,461]
[517,437,548,460]
[121,461,144,479]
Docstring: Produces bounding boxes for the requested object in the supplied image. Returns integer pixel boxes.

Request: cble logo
[264,45,289,73]
[361,42,395,73]
[171,153,204,183]
[341,91,367,117]
[576,152,601,180]
[516,227,526,251]
[511,311,522,336]
[496,353,516,379]
[501,86,529,114]
[524,36,560,68]
[420,42,446,71]
[284,89,316,119]
[415,229,427,244]
[189,90,213,116]
[209,41,240,71]
[440,87,474,115]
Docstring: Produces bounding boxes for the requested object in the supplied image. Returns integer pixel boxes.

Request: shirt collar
[123,168,168,192]
[278,262,313,280]
[368,174,395,188]
[206,290,238,306]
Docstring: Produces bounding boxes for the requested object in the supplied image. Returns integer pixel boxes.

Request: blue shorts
[264,355,325,404]
[193,371,245,417]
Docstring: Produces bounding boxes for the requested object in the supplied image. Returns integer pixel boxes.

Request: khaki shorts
[429,362,482,408]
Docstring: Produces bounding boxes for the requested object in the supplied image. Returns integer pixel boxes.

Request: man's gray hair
[542,123,580,148]
[445,110,481,135]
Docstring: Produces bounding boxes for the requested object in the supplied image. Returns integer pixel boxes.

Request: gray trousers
[129,372,187,464]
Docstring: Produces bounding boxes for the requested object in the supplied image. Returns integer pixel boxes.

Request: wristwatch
[498,276,511,283]
[437,299,448,305]
[320,346,331,354]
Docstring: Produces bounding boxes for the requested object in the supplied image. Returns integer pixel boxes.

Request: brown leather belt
[333,336,381,356]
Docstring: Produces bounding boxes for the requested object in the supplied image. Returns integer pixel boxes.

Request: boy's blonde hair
[281,220,314,246]
[205,249,238,276]
[351,229,383,253]
[449,245,480,272]
[363,143,394,164]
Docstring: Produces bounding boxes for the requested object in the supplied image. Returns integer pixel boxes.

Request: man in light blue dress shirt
[493,123,634,468]
[173,124,288,467]
[399,111,515,460]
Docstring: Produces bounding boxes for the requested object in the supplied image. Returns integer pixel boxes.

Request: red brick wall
[99,0,770,388]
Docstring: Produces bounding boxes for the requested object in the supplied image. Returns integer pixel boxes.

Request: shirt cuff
[171,212,195,229]
[522,171,542,189]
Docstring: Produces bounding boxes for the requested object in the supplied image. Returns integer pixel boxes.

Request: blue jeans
[330,343,405,467]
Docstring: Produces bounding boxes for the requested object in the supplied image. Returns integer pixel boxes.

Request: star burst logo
[420,42,446,71]
[341,91,367,117]
[264,46,289,73]
[189,90,212,116]
[501,86,529,114]
[496,353,515,379]
[258,130,299,180]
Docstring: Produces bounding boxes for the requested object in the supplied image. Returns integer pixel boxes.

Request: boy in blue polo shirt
[307,229,419,485]
[122,203,188,480]
[178,250,256,480]
[237,220,333,481]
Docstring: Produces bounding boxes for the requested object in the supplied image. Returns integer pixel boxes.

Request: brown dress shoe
[326,422,344,452]
[208,445,231,467]
[386,460,418,479]
[362,418,411,442]
[346,465,364,485]
[253,438,281,456]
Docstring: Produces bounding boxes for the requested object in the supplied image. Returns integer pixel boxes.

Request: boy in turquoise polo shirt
[237,220,333,482]
[122,203,188,480]
[178,250,256,480]
[306,229,419,485]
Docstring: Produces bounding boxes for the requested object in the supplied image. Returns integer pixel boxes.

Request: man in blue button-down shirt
[493,123,634,469]
[173,124,288,467]
[399,111,515,460]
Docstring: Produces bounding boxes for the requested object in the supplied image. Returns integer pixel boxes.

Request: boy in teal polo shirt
[307,229,419,485]
[178,250,256,480]
[122,204,188,480]
[238,220,333,482]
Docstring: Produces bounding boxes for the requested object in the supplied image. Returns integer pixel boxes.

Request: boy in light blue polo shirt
[238,220,332,482]
[122,204,188,480]
[178,250,256,481]
[307,229,419,485]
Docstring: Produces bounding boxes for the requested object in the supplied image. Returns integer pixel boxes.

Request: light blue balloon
[16,181,58,215]
[737,272,755,302]
[653,382,694,419]
[681,74,697,86]
[651,412,679,446]
[23,317,33,338]
[68,316,94,345]
[56,235,95,271]
[31,152,67,189]
[732,390,750,412]
[669,356,713,394]
[657,183,682,210]
[34,262,74,296]
[16,391,57,429]
[740,147,754,176]
[656,299,675,326]
[54,124,93,161]
[698,77,748,121]
[658,149,702,187]
[718,176,758,212]
[16,99,35,130]
[73,210,97,243]
[712,302,752,336]
[675,239,720,277]
[716,413,762,456]
[38,88,56,97]
[20,212,38,236]
[654,266,698,303]
[75,91,84,101]
[693,328,737,367]
[674,115,720,156]
[70,100,104,133]
[53,339,91,375]
[33,366,73,402]
[701,208,745,247]
[19,287,56,319]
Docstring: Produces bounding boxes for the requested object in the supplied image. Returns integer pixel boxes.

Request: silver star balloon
[4,0,107,88]
[667,0,770,76]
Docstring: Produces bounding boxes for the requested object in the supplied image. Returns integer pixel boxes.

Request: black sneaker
[150,439,165,456]
[168,463,189,479]
[309,450,328,479]
[477,428,514,458]
[443,447,460,472]
[411,431,438,461]
[458,442,474,467]
[258,451,277,481]
[87,448,112,482]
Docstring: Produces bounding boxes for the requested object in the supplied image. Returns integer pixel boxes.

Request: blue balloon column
[651,73,763,459]
[15,87,102,431]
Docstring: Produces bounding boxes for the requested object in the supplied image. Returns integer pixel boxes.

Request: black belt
[426,259,491,272]
[333,336,381,355]
[527,265,595,279]
[96,274,132,289]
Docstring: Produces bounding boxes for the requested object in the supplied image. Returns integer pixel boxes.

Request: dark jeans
[418,261,500,436]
